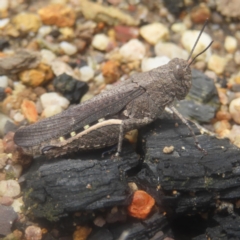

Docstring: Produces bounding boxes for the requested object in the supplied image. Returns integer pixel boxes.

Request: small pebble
[59,41,77,55]
[93,216,106,227]
[38,4,76,27]
[0,205,18,236]
[42,105,63,118]
[21,99,38,123]
[140,22,169,45]
[13,112,24,122]
[0,0,9,11]
[8,164,23,178]
[181,30,212,61]
[208,54,226,75]
[59,27,74,39]
[40,49,57,65]
[190,3,211,24]
[0,153,8,169]
[79,66,94,82]
[37,25,52,37]
[234,51,240,65]
[141,56,170,72]
[92,33,110,51]
[213,120,231,137]
[171,22,187,33]
[0,113,13,137]
[163,145,174,154]
[40,92,70,110]
[154,42,188,60]
[11,197,23,213]
[229,97,240,124]
[12,13,41,33]
[0,196,14,206]
[101,60,120,84]
[114,25,139,42]
[0,18,9,29]
[216,109,232,121]
[224,36,237,53]
[0,180,20,198]
[227,125,240,148]
[73,226,92,240]
[25,226,42,240]
[19,63,54,87]
[119,39,146,62]
[128,182,138,192]
[51,60,79,79]
[0,76,8,88]
[94,73,105,86]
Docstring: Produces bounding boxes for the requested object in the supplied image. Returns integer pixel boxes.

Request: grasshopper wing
[14,82,145,147]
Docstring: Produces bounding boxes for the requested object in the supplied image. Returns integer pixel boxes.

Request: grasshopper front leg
[116,117,154,156]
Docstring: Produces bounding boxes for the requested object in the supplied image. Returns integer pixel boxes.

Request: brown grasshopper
[14,21,213,158]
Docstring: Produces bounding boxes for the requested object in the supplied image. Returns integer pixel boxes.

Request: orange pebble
[216,110,232,121]
[128,190,155,219]
[21,99,38,123]
[102,60,120,84]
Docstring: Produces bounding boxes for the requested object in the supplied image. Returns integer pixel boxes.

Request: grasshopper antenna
[187,40,213,68]
[187,19,209,62]
[186,19,213,68]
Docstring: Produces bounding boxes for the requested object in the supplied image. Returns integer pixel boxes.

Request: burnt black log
[136,118,240,215]
[22,146,139,221]
[21,117,240,239]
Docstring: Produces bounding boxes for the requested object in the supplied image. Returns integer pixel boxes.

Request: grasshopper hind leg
[116,117,154,156]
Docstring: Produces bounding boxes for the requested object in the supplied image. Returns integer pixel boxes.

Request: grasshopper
[14,21,213,158]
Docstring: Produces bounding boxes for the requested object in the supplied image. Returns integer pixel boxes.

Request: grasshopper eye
[174,64,184,80]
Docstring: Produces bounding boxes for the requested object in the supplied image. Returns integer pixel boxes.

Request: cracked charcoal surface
[22,145,139,221]
[137,118,240,215]
[22,117,240,239]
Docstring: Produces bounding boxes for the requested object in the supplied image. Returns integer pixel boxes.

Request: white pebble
[37,25,52,37]
[11,197,23,213]
[79,66,94,82]
[0,18,9,29]
[120,39,146,62]
[140,22,169,45]
[234,51,240,65]
[94,73,105,86]
[154,42,188,60]
[171,22,187,33]
[92,33,110,51]
[40,49,57,65]
[59,41,78,55]
[224,36,237,53]
[40,92,70,110]
[0,180,20,198]
[42,105,63,118]
[229,98,240,124]
[0,76,8,88]
[207,54,226,75]
[0,0,9,11]
[13,112,25,122]
[141,56,170,72]
[181,30,212,61]
[51,60,79,79]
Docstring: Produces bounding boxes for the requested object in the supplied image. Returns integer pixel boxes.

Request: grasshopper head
[169,58,192,100]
